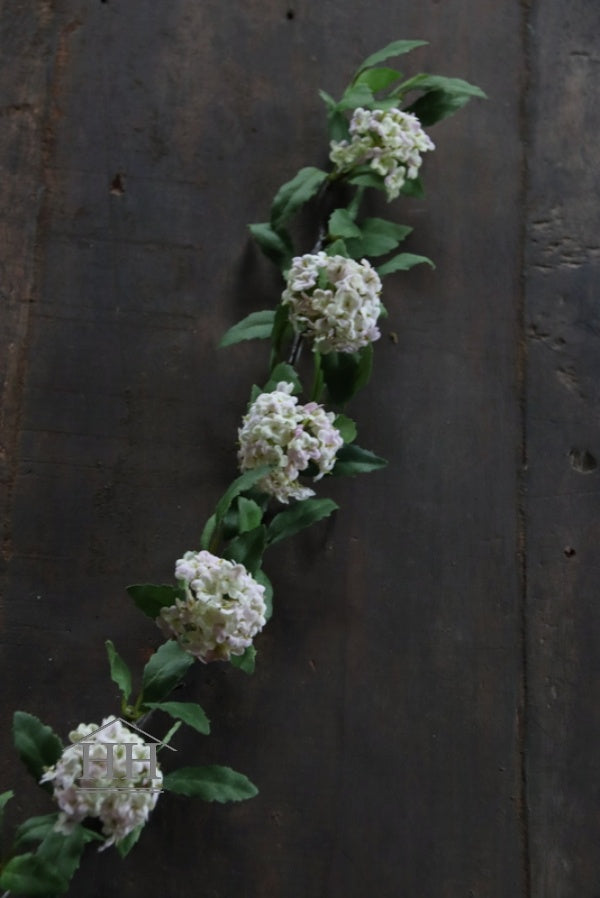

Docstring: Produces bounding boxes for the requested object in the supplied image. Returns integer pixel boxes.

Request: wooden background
[1,1,599,895]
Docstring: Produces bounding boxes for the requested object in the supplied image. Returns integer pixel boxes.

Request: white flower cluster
[282,252,382,353]
[158,550,267,662]
[330,107,435,200]
[40,716,162,850]
[237,381,343,502]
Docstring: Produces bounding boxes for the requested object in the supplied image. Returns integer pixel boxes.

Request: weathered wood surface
[0,1,596,896]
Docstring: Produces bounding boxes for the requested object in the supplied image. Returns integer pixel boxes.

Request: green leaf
[164,765,258,802]
[254,568,274,621]
[1,826,87,895]
[334,413,357,443]
[14,814,59,849]
[13,712,62,791]
[347,169,385,190]
[224,525,267,574]
[318,89,337,111]
[262,361,302,395]
[327,109,351,142]
[219,310,276,348]
[325,238,349,257]
[354,66,403,93]
[237,496,263,533]
[141,640,194,705]
[400,73,487,100]
[200,512,216,550]
[105,640,132,703]
[248,222,293,270]
[127,583,184,620]
[377,252,434,276]
[161,720,182,748]
[337,83,375,111]
[0,851,67,895]
[270,167,328,231]
[356,39,428,74]
[332,443,388,476]
[347,218,412,257]
[400,176,424,197]
[269,302,293,369]
[401,76,486,126]
[230,645,257,674]
[143,701,210,735]
[37,827,86,887]
[0,789,13,824]
[267,498,339,546]
[322,344,373,404]
[214,466,272,527]
[328,208,362,240]
[117,825,143,859]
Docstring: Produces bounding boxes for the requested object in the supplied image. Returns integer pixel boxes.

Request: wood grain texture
[0,0,547,895]
[525,2,600,895]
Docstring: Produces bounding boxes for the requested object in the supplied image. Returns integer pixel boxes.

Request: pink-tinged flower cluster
[282,252,382,353]
[40,716,162,850]
[158,550,267,662]
[237,381,343,503]
[330,107,435,200]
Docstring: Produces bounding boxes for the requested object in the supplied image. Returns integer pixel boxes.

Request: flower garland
[0,39,484,896]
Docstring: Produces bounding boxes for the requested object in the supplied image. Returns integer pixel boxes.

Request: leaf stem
[310,351,323,402]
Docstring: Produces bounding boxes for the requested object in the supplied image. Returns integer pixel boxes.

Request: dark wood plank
[525,2,600,895]
[1,2,526,895]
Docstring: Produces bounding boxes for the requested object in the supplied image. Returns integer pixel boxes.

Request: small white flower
[41,716,162,851]
[237,382,344,503]
[282,253,382,353]
[158,550,267,662]
[330,107,435,200]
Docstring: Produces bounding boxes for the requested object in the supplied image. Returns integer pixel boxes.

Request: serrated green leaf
[141,640,194,705]
[270,167,328,232]
[14,814,59,849]
[127,583,184,620]
[262,361,302,395]
[0,851,66,895]
[230,645,256,674]
[214,466,272,526]
[332,443,388,476]
[237,496,263,533]
[13,712,62,791]
[105,640,132,703]
[254,568,274,621]
[354,66,403,93]
[318,89,337,111]
[322,344,373,404]
[356,39,428,74]
[325,238,349,257]
[248,222,293,270]
[117,825,143,859]
[143,701,210,735]
[219,310,276,348]
[377,253,434,276]
[164,765,258,802]
[347,169,385,191]
[338,83,375,111]
[334,413,357,443]
[37,827,86,886]
[327,109,351,142]
[400,176,425,198]
[400,73,487,100]
[347,218,412,257]
[267,498,339,546]
[224,525,267,574]
[328,209,362,240]
[200,512,216,550]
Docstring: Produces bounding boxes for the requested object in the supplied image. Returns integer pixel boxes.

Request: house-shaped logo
[67,717,175,794]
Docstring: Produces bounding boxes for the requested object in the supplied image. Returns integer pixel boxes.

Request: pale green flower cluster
[41,716,162,850]
[237,381,343,503]
[159,550,267,662]
[330,107,435,200]
[282,252,382,353]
